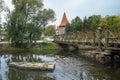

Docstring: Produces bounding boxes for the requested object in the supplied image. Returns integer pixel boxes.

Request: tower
[59,12,68,35]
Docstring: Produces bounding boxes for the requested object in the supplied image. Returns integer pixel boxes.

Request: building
[58,12,68,35]
[55,26,59,35]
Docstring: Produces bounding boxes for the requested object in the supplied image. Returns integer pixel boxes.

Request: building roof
[59,12,68,27]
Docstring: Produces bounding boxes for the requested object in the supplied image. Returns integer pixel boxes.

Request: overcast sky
[2,0,120,26]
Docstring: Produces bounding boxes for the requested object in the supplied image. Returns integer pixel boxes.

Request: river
[0,50,120,80]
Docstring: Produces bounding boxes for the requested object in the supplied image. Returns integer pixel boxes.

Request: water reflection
[0,51,120,80]
[8,68,55,80]
[0,54,56,80]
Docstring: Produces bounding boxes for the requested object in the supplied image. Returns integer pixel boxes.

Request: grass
[0,40,60,54]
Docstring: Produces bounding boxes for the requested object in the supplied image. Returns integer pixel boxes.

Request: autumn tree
[6,0,55,47]
[44,25,56,36]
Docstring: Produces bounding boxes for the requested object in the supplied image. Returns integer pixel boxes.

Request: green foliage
[99,15,120,31]
[66,16,83,33]
[87,15,101,31]
[6,0,55,48]
[65,22,71,33]
[0,41,59,54]
[65,15,120,33]
[0,0,9,14]
[41,43,57,50]
[99,18,108,29]
[0,0,4,13]
[86,15,120,31]
[30,40,59,54]
[44,25,56,36]
[82,16,89,31]
[105,15,120,31]
[70,16,82,32]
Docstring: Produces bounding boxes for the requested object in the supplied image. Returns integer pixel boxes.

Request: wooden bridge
[54,29,120,51]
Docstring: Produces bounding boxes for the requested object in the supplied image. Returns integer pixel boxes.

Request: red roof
[59,12,68,27]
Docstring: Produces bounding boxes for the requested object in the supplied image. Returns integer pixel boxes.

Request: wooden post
[105,31,109,48]
[93,32,96,46]
[98,27,102,50]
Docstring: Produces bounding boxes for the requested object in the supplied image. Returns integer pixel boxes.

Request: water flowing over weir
[0,51,120,80]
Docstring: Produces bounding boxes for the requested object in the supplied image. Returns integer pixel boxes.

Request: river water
[0,51,120,80]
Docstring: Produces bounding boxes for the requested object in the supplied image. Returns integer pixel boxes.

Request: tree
[82,16,89,31]
[0,0,8,16]
[0,0,4,30]
[6,0,55,47]
[44,25,56,36]
[105,15,120,31]
[87,15,101,31]
[99,17,108,30]
[0,0,4,13]
[70,16,82,32]
[99,15,120,31]
[65,22,71,33]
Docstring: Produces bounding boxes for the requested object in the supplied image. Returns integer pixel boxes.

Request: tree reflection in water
[8,68,55,80]
[0,53,56,80]
[0,51,120,80]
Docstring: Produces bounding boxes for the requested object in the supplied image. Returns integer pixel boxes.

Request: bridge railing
[54,30,120,49]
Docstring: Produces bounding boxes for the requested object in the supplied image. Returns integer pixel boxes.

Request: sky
[1,0,120,26]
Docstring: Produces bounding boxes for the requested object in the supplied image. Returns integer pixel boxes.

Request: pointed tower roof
[59,12,68,27]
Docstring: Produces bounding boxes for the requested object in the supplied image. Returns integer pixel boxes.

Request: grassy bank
[30,40,60,53]
[0,40,60,54]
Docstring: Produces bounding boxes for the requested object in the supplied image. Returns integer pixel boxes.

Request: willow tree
[7,0,55,48]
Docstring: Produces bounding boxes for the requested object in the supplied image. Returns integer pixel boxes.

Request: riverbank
[0,40,60,54]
